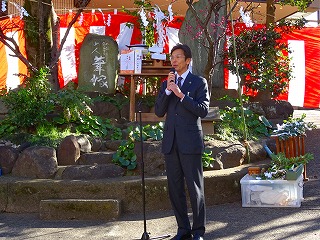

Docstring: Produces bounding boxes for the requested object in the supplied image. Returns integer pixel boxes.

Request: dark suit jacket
[155,72,210,155]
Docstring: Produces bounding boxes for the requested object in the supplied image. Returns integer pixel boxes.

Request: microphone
[169,68,175,82]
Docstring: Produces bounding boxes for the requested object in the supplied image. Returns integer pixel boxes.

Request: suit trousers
[165,136,206,236]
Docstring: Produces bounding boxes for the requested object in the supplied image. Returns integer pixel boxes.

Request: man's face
[170,49,191,74]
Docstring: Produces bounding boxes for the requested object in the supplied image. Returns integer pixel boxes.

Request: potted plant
[257,152,314,180]
[269,113,316,180]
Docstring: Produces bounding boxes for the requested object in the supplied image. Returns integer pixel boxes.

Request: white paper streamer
[98,8,107,25]
[239,6,253,27]
[153,5,167,48]
[12,3,29,19]
[140,8,149,27]
[168,4,173,22]
[2,0,7,12]
[78,12,84,26]
[107,14,111,27]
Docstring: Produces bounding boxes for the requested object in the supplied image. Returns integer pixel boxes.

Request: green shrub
[53,82,93,124]
[215,96,268,141]
[0,67,54,132]
[202,149,215,169]
[112,140,137,170]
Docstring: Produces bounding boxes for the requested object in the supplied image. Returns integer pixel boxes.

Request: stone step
[77,151,116,165]
[39,199,121,221]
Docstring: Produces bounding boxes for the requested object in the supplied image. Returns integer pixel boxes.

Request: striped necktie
[177,77,183,88]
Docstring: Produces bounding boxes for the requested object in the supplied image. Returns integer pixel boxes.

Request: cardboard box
[120,50,134,74]
[240,174,303,207]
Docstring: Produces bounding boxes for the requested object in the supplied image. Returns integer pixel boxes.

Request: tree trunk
[50,8,60,91]
[266,0,276,28]
[38,0,45,67]
[24,0,53,69]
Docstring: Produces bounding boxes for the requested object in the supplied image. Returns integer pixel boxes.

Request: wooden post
[129,75,135,121]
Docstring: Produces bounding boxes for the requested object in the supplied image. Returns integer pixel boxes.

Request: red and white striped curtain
[1,15,319,108]
[58,11,183,89]
[0,17,28,90]
[280,28,320,108]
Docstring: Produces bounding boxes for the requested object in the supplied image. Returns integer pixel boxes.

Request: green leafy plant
[0,123,74,148]
[215,96,268,141]
[0,67,54,132]
[270,152,314,171]
[136,93,157,109]
[227,27,292,99]
[74,115,122,139]
[75,115,106,136]
[131,122,164,141]
[27,124,75,148]
[279,0,314,11]
[112,140,137,170]
[272,113,316,140]
[53,83,93,124]
[0,119,18,138]
[258,152,314,180]
[110,127,123,141]
[202,149,215,169]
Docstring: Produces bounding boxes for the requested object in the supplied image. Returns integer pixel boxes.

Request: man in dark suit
[155,44,209,240]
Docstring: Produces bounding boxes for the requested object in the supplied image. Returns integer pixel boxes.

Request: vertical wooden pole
[129,75,135,121]
[288,137,294,158]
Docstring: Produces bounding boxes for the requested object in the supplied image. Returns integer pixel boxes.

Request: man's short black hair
[170,43,192,59]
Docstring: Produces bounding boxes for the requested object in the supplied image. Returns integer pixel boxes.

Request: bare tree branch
[0,27,37,73]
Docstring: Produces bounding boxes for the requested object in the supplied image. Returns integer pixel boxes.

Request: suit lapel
[181,73,193,93]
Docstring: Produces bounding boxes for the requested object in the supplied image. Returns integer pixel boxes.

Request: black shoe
[192,234,204,240]
[170,233,192,240]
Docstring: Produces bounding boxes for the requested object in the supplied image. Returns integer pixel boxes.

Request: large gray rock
[60,164,124,180]
[105,140,122,151]
[91,99,120,119]
[76,135,91,153]
[57,135,80,166]
[205,139,246,169]
[205,138,270,170]
[262,99,293,121]
[134,141,165,176]
[91,137,103,152]
[11,146,58,179]
[0,146,19,174]
[78,34,119,93]
[247,137,275,163]
[77,151,115,165]
[246,100,294,127]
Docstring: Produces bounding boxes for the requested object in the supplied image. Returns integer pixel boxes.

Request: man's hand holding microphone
[166,68,184,99]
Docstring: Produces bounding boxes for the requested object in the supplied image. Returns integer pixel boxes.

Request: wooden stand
[119,60,171,121]
[271,135,308,181]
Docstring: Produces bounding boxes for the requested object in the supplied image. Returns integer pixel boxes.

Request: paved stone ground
[0,109,319,240]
